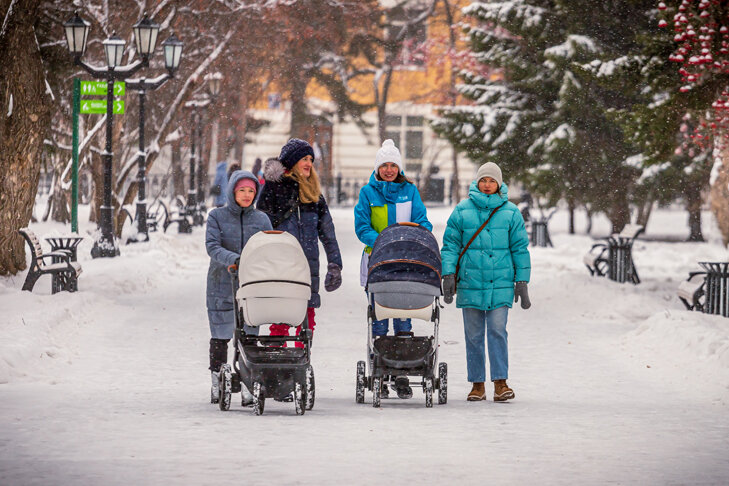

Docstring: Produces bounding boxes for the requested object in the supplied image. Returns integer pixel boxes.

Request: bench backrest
[618,224,644,240]
[18,228,44,263]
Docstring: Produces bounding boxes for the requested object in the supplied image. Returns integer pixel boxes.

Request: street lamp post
[126,34,183,242]
[196,72,222,223]
[183,72,222,228]
[63,11,160,258]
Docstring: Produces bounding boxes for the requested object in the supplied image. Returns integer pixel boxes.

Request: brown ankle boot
[467,382,486,401]
[493,379,515,402]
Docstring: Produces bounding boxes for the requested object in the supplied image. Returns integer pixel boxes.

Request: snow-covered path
[1,207,728,485]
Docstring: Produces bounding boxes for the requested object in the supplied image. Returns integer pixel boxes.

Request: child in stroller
[216,230,315,415]
[355,222,447,408]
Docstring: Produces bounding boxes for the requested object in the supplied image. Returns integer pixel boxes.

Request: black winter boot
[209,338,229,372]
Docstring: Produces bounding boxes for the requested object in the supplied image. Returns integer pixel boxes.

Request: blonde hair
[287,166,322,204]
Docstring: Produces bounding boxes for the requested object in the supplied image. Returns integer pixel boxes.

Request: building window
[385,114,424,173]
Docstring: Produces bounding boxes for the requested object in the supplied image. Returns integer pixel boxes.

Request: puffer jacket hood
[468,180,510,210]
[226,170,261,215]
[367,171,407,204]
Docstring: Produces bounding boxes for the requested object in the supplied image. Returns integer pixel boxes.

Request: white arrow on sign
[114,83,124,95]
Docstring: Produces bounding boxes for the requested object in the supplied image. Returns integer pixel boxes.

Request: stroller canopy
[238,231,311,288]
[237,231,311,326]
[367,223,441,289]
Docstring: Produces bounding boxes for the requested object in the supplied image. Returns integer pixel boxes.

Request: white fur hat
[374,139,403,173]
[476,162,503,187]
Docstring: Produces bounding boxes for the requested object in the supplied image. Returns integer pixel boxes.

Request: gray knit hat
[476,162,502,187]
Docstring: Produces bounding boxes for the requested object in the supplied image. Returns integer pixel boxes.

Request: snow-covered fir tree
[432,0,658,232]
[580,0,712,241]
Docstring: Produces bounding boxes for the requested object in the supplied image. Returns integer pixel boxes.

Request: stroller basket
[242,345,307,365]
[374,336,434,369]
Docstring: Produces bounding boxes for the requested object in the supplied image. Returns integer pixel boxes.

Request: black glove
[210,184,221,196]
[324,263,342,292]
[514,281,531,309]
[442,274,456,304]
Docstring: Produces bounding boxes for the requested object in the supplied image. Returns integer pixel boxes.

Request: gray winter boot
[210,371,220,404]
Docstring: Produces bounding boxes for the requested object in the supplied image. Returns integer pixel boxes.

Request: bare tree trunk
[685,188,704,242]
[290,79,310,139]
[567,198,575,235]
[635,199,653,228]
[50,170,71,224]
[585,206,593,235]
[442,0,460,203]
[710,143,729,246]
[608,194,631,234]
[171,140,185,198]
[0,0,53,275]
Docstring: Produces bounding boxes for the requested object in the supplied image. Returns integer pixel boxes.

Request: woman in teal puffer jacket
[440,162,531,402]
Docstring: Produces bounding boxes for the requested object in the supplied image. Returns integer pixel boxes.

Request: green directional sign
[80,81,126,97]
[80,99,125,114]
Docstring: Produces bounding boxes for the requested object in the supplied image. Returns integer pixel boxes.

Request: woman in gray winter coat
[205,170,272,403]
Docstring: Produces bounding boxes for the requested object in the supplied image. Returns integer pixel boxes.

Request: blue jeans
[372,318,411,337]
[462,306,509,382]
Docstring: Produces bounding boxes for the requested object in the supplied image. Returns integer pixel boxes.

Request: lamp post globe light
[126,32,183,242]
[63,11,161,257]
[63,12,90,57]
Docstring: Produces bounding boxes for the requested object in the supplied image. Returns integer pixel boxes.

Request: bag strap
[455,202,506,281]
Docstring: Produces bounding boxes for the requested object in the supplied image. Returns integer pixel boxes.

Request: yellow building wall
[253,0,471,110]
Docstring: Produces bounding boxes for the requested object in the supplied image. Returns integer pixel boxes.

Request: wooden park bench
[584,223,644,284]
[677,262,729,317]
[18,228,82,294]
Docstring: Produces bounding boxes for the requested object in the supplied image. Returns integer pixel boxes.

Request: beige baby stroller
[217,230,314,415]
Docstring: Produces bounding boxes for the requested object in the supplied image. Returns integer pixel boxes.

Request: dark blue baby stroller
[355,222,447,407]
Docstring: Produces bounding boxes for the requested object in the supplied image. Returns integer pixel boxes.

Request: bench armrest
[40,252,71,263]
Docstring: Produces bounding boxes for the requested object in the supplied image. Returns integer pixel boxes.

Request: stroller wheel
[218,364,232,411]
[424,377,434,408]
[305,365,315,410]
[372,377,382,408]
[355,361,366,404]
[252,382,265,416]
[294,382,306,415]
[438,362,448,405]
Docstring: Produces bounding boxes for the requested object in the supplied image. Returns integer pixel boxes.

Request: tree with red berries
[658,0,729,245]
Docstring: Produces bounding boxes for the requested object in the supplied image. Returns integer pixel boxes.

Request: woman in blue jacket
[354,139,432,399]
[440,162,531,402]
[206,170,272,403]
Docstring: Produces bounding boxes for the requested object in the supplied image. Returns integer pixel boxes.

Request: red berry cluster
[659,0,728,144]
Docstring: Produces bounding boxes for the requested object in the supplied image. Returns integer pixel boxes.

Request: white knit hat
[476,162,503,187]
[374,139,403,173]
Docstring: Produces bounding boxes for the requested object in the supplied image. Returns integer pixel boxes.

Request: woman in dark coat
[206,170,271,402]
[257,138,343,347]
